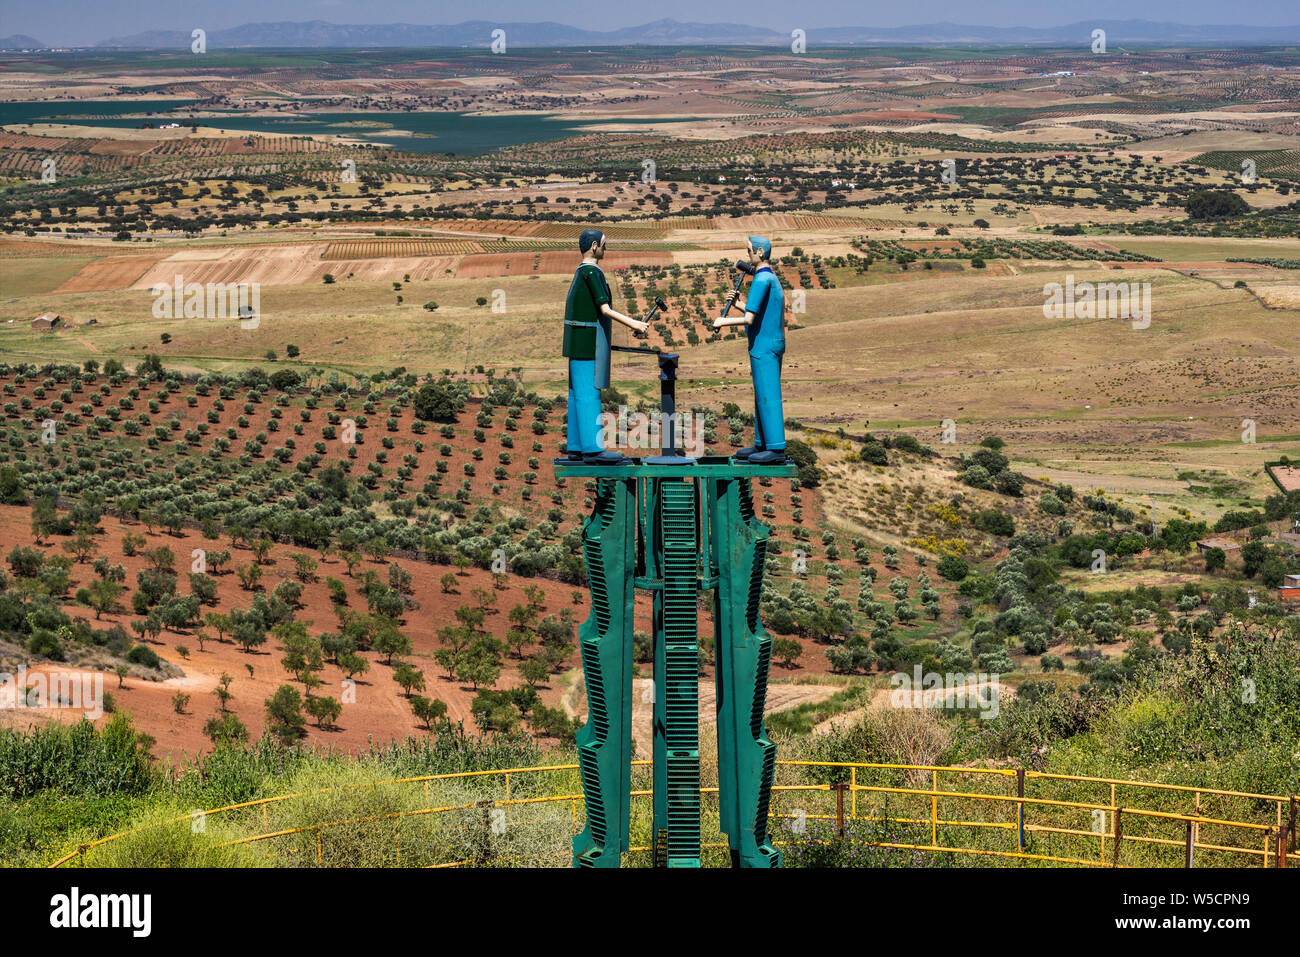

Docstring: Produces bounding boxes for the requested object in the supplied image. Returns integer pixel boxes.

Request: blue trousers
[567,358,603,454]
[750,351,785,451]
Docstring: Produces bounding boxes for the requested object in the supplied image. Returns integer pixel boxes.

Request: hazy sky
[3,0,1296,46]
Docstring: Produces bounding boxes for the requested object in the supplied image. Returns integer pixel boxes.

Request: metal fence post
[477,798,494,865]
[931,770,938,848]
[1288,797,1297,854]
[1112,808,1124,867]
[832,782,847,838]
[1194,791,1201,858]
[1016,768,1026,853]
[1184,818,1193,868]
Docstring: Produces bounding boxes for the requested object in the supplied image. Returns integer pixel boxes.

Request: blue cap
[579,229,605,253]
[748,235,772,260]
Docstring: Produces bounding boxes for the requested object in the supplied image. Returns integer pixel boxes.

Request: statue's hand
[711,317,726,330]
[630,319,648,334]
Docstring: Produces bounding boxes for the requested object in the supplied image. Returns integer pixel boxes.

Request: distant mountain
[95,21,604,50]
[90,18,1300,50]
[600,19,785,45]
[0,35,44,50]
[824,20,1300,45]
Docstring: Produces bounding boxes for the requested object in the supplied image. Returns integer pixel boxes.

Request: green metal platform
[553,455,797,480]
[564,455,795,868]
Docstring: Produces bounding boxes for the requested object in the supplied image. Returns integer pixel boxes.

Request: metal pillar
[710,474,781,868]
[571,476,637,868]
[652,476,701,866]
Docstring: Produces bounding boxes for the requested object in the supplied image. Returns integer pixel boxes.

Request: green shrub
[936,554,969,581]
[127,644,161,669]
[971,509,1015,537]
[1038,492,1065,515]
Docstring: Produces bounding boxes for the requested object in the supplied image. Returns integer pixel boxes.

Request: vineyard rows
[321,239,484,259]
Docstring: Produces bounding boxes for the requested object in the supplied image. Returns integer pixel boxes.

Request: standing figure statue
[564,229,648,465]
[713,235,787,465]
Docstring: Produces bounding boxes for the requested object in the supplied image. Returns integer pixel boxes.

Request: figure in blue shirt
[713,236,787,465]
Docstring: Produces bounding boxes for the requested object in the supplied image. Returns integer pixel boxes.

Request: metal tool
[720,260,756,317]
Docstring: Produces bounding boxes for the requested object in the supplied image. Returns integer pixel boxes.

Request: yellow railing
[48,760,1298,868]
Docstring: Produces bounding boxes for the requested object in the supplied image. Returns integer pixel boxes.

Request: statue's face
[593,239,606,260]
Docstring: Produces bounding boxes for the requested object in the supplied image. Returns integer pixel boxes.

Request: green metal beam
[554,456,797,480]
[571,476,637,868]
[710,475,782,868]
[657,478,701,867]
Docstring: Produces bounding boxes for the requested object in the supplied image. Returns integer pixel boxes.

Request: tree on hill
[203,712,249,745]
[411,694,448,731]
[1185,189,1250,220]
[264,685,305,743]
[772,637,802,668]
[519,656,550,689]
[372,618,413,664]
[413,381,463,422]
[937,554,969,582]
[304,695,342,729]
[785,439,821,487]
[458,643,502,690]
[83,578,125,619]
[393,662,426,698]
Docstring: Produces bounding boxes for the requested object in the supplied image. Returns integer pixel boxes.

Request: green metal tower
[557,457,796,868]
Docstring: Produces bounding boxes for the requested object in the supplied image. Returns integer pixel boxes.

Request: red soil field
[0,505,585,761]
[56,255,164,293]
[0,498,855,763]
[1271,465,1300,493]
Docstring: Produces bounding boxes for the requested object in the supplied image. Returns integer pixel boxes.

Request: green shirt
[563,262,611,360]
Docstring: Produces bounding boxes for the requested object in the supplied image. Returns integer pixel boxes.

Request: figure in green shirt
[563,229,647,464]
